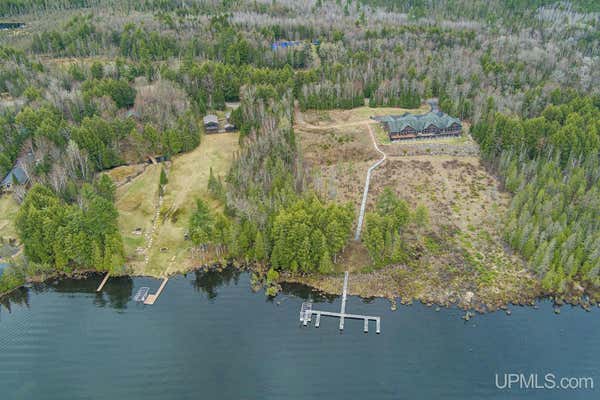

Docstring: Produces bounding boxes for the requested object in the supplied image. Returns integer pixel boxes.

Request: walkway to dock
[96,272,110,292]
[354,124,386,240]
[143,277,169,305]
[300,271,381,334]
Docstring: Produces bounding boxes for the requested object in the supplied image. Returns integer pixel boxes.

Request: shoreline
[2,263,598,315]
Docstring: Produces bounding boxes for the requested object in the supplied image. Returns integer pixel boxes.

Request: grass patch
[147,133,239,276]
[0,195,19,241]
[115,164,161,270]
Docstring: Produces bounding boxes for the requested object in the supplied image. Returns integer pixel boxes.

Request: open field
[298,104,430,129]
[112,133,239,276]
[111,163,162,272]
[294,107,538,309]
[0,195,20,261]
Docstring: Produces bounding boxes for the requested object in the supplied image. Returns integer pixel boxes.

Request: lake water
[1,269,599,400]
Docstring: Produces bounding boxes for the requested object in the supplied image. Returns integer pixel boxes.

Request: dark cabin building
[224,112,236,132]
[1,165,29,192]
[374,111,462,141]
[203,114,219,133]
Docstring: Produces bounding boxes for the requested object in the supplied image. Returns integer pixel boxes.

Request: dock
[143,277,169,305]
[96,272,110,292]
[133,287,150,302]
[300,272,381,334]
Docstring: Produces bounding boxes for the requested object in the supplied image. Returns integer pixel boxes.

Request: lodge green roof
[378,111,461,133]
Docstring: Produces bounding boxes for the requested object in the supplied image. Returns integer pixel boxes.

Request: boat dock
[143,277,169,305]
[96,272,110,292]
[133,287,150,302]
[299,272,381,334]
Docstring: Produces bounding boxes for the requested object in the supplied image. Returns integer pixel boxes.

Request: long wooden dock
[339,271,348,330]
[96,272,110,292]
[143,277,169,305]
[300,271,381,334]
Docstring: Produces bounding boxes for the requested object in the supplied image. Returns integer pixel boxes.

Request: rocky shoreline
[3,263,598,317]
[278,267,600,315]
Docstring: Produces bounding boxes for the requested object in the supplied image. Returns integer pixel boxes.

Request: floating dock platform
[144,277,169,305]
[300,272,381,334]
[134,287,150,302]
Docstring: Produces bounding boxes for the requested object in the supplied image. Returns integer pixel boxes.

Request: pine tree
[318,249,334,274]
[254,230,266,263]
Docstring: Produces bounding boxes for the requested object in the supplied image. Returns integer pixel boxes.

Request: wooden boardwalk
[300,271,381,334]
[354,124,386,240]
[96,272,110,292]
[144,277,169,305]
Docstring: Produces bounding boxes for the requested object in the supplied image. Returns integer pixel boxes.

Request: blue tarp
[271,40,302,50]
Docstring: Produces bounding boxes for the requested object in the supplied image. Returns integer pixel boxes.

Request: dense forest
[472,93,600,292]
[1,0,599,298]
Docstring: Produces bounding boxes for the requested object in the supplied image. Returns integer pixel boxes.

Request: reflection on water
[189,266,241,300]
[280,281,338,303]
[0,273,134,313]
[0,286,29,314]
[1,271,600,400]
[95,276,133,310]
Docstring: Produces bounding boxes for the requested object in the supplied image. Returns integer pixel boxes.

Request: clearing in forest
[0,195,20,262]
[111,133,239,276]
[295,107,535,307]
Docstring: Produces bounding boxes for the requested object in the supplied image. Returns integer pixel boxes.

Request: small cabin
[224,112,236,132]
[203,114,219,133]
[1,165,29,192]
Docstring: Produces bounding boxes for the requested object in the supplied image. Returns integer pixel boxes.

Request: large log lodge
[374,111,462,141]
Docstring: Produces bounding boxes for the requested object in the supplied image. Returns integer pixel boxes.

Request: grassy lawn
[114,164,162,273]
[0,195,19,241]
[144,133,239,276]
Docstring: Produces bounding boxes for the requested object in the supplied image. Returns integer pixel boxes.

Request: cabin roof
[2,165,28,186]
[377,111,461,133]
[203,114,218,125]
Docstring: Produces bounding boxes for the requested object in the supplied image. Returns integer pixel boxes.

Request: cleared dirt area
[299,104,430,128]
[294,108,538,310]
[113,133,239,276]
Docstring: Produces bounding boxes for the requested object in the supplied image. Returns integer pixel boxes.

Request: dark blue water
[0,270,598,400]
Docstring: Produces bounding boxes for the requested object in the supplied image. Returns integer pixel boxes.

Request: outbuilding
[203,114,219,133]
[1,165,29,192]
